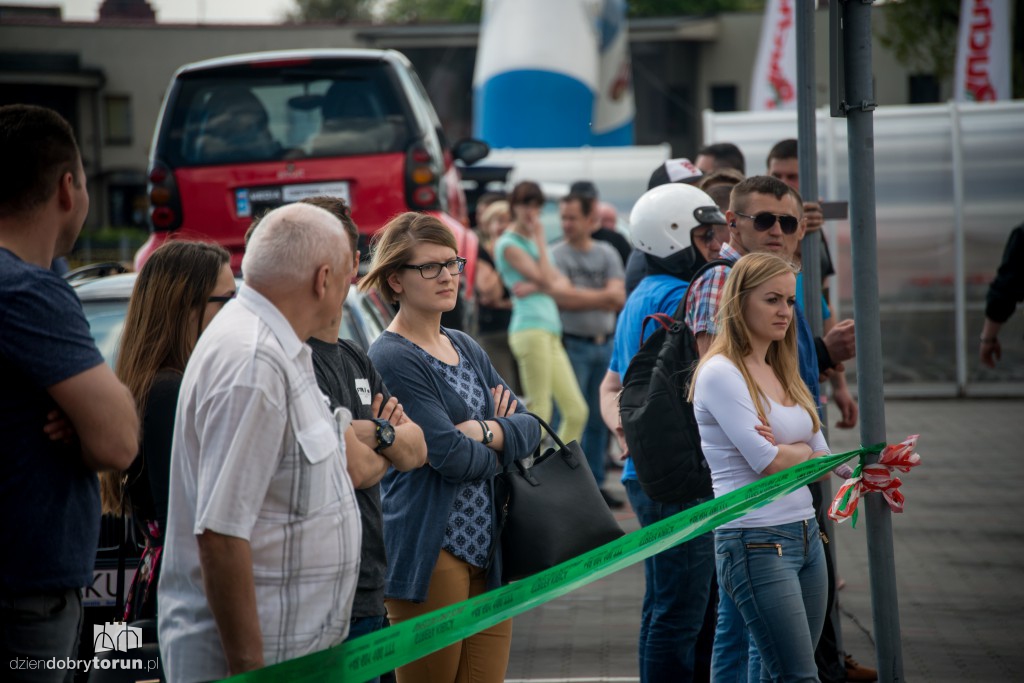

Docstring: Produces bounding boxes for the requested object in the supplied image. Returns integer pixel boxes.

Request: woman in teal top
[494,181,588,444]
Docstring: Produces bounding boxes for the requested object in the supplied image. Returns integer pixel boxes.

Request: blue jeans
[345,614,387,683]
[712,586,761,683]
[624,479,715,683]
[0,588,83,683]
[715,519,828,683]
[564,335,613,487]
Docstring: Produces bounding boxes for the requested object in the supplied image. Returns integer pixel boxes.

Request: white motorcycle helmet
[629,183,726,258]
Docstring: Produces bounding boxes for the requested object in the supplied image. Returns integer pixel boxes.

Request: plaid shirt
[160,285,361,683]
[684,241,742,336]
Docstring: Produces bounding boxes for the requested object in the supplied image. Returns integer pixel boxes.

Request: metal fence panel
[703,101,1024,395]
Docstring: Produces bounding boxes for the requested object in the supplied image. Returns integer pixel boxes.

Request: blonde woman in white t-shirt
[688,252,830,682]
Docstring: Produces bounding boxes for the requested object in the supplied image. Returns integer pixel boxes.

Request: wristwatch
[477,419,494,445]
[371,418,396,452]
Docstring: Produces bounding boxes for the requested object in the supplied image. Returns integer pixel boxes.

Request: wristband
[477,420,494,445]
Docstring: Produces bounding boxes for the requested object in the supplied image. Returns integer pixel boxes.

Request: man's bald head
[242,202,350,290]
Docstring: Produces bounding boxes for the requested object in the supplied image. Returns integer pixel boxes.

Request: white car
[72,269,393,367]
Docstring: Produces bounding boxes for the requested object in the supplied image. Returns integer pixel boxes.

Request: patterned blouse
[412,339,493,568]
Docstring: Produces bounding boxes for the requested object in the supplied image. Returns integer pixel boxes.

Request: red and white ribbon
[829,435,921,525]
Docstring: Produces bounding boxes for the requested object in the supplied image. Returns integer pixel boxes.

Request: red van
[138,49,487,325]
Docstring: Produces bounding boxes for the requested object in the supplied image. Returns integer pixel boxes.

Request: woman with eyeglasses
[494,180,588,445]
[688,252,830,682]
[359,212,540,683]
[98,240,234,621]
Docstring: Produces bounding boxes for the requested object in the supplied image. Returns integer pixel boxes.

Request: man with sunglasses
[685,175,855,374]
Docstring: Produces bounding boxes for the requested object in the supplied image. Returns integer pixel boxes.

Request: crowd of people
[6,102,959,683]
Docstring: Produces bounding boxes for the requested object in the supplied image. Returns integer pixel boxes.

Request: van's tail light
[147,160,182,232]
[405,141,444,211]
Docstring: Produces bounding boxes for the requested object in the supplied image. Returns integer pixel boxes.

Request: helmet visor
[694,205,727,226]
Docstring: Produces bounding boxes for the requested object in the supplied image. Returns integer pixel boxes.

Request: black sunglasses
[400,257,467,280]
[207,293,236,304]
[735,211,800,235]
[695,224,729,244]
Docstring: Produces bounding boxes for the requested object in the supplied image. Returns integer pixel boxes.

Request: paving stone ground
[506,398,1024,682]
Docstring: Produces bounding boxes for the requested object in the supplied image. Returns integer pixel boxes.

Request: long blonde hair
[688,252,820,432]
[99,240,230,514]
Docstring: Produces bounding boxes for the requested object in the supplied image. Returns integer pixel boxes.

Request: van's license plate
[236,181,351,218]
[83,568,137,607]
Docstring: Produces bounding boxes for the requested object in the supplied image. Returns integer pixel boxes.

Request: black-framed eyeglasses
[735,211,800,235]
[400,257,466,280]
[207,293,236,304]
[695,224,729,244]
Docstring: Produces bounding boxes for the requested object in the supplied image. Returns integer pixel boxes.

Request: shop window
[909,75,940,104]
[105,95,132,146]
[710,84,738,112]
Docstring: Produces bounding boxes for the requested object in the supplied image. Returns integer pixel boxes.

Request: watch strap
[372,418,393,452]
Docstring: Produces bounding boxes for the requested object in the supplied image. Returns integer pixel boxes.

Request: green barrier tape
[228,445,880,683]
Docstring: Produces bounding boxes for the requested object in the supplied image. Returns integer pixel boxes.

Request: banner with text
[749,0,797,111]
[954,0,1012,101]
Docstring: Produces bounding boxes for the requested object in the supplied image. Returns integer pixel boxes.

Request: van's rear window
[160,61,416,167]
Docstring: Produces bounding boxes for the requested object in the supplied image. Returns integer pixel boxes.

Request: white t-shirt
[158,286,361,683]
[693,354,829,529]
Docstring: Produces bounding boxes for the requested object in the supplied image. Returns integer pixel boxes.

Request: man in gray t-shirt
[550,193,626,506]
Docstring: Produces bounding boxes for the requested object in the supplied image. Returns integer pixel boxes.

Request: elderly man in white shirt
[159,203,363,683]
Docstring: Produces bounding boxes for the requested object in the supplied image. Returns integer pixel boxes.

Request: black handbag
[496,412,625,583]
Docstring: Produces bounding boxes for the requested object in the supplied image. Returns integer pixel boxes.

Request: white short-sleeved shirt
[158,285,361,683]
[693,354,829,529]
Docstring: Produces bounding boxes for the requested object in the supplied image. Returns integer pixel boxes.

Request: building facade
[0,5,926,232]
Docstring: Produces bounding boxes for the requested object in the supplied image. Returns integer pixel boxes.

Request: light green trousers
[508,328,588,445]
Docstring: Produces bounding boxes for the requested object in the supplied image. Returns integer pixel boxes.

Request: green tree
[378,0,482,23]
[286,0,374,22]
[877,0,961,82]
[627,0,763,16]
[878,0,1022,97]
[288,0,766,24]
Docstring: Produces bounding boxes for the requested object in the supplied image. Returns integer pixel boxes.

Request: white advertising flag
[749,0,798,111]
[954,0,1012,101]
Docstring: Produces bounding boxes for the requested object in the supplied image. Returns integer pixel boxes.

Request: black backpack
[619,259,731,505]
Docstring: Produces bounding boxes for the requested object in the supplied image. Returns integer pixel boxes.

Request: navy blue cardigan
[367,328,540,602]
